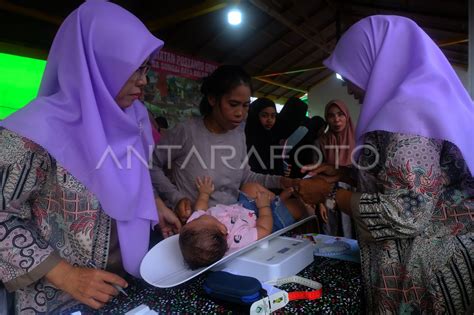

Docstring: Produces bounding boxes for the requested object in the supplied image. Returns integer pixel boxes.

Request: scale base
[214,236,314,283]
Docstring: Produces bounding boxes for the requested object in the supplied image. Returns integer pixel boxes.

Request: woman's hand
[46,260,128,310]
[156,201,182,238]
[301,163,344,183]
[195,176,214,195]
[155,197,181,237]
[295,177,332,205]
[157,207,182,238]
[175,198,192,224]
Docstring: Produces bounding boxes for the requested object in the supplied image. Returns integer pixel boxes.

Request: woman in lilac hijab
[0,1,181,313]
[297,16,473,313]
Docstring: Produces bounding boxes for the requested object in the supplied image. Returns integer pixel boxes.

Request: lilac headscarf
[0,0,164,277]
[324,15,474,174]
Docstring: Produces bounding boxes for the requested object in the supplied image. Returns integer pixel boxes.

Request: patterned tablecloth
[63,256,362,315]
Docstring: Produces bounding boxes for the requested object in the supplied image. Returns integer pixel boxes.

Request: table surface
[63,256,362,315]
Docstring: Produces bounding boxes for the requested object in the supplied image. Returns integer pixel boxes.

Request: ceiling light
[227,9,242,25]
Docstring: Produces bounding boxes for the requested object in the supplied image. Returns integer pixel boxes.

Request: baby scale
[140,216,316,287]
[214,235,313,283]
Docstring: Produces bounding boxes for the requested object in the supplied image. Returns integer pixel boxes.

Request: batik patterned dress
[352,131,473,314]
[0,128,116,314]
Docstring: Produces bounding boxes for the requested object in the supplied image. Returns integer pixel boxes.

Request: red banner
[152,49,218,80]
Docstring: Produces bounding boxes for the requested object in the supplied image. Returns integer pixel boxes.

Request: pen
[86,260,129,297]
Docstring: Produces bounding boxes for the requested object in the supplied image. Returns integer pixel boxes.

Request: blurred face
[209,84,251,132]
[115,58,150,109]
[326,104,347,134]
[258,107,277,130]
[346,80,365,105]
[183,215,227,235]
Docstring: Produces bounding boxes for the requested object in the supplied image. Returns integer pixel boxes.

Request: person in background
[245,97,282,175]
[297,15,473,314]
[274,97,309,178]
[151,65,298,224]
[275,96,308,144]
[319,100,355,168]
[0,2,180,312]
[307,116,327,143]
[286,115,327,178]
[317,100,356,238]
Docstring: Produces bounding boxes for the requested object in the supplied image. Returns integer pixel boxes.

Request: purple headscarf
[324,15,474,174]
[0,0,164,277]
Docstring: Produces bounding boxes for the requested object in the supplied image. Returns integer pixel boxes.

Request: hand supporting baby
[175,198,193,225]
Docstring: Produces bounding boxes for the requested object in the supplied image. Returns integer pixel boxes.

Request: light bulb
[227,9,242,25]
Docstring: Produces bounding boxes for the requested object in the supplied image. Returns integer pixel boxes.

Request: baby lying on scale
[179,177,306,269]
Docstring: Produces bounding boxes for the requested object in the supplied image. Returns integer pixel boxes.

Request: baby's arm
[255,191,273,239]
[195,176,214,210]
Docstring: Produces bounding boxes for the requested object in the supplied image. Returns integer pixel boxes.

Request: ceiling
[0,0,469,103]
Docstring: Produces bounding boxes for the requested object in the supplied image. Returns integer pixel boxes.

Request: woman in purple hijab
[297,16,473,313]
[0,0,181,312]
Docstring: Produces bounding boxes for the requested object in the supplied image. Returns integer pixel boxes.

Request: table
[63,256,362,314]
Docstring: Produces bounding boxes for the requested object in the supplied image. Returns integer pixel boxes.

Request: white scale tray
[140,216,316,288]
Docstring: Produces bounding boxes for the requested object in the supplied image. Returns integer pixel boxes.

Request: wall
[307,64,470,127]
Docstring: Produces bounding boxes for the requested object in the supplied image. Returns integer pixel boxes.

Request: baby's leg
[276,187,308,220]
[283,198,308,221]
[278,197,319,234]
[238,183,264,214]
[241,183,309,229]
[240,182,275,199]
[242,183,308,220]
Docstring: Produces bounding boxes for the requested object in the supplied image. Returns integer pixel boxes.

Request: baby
[179,177,306,269]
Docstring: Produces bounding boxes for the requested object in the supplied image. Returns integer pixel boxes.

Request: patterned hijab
[323,15,474,174]
[319,100,356,166]
[0,0,164,276]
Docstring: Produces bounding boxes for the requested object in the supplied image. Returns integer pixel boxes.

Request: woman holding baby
[150,65,311,228]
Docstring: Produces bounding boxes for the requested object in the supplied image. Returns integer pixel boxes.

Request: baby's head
[179,215,228,269]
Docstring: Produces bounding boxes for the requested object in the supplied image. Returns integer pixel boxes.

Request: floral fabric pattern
[354,131,473,314]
